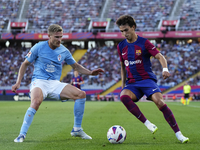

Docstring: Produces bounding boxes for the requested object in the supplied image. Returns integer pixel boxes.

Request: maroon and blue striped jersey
[117,35,160,84]
[72,76,83,89]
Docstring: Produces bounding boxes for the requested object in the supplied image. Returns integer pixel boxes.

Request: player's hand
[162,71,170,79]
[91,68,104,76]
[12,83,20,93]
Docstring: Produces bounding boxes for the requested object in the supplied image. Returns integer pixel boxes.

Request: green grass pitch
[0,100,200,150]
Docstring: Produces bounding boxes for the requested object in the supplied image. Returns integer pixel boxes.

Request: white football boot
[71,128,92,139]
[176,131,189,143]
[14,134,26,143]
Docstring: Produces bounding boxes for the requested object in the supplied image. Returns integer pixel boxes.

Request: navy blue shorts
[122,79,161,101]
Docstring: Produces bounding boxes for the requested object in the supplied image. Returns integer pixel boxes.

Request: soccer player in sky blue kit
[116,15,189,143]
[12,24,104,142]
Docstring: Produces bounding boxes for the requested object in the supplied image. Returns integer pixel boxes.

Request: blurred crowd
[0,41,200,89]
[179,0,200,31]
[152,41,200,86]
[2,0,200,33]
[26,0,104,33]
[25,0,176,32]
[0,0,21,32]
[0,45,32,86]
[110,0,175,32]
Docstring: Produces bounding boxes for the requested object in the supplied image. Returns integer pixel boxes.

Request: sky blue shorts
[122,79,161,101]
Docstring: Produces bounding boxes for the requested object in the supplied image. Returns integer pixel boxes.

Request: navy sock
[159,104,180,133]
[120,95,147,123]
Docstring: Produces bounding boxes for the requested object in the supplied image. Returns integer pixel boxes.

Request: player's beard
[54,41,61,48]
[50,41,60,49]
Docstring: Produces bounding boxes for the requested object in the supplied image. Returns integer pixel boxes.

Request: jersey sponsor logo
[26,51,32,58]
[124,60,142,66]
[45,62,55,73]
[57,54,61,61]
[136,50,141,56]
[122,52,126,55]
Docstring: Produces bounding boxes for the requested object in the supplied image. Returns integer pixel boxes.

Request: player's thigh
[30,87,44,106]
[150,92,165,109]
[60,84,86,100]
[120,89,138,101]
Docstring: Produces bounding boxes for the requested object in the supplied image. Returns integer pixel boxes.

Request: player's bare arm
[79,80,85,85]
[12,59,31,93]
[155,53,170,79]
[71,62,104,76]
[120,62,126,89]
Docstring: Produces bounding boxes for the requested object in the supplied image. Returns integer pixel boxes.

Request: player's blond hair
[48,24,63,35]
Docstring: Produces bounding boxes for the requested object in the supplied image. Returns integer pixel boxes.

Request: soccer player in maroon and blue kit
[71,70,84,89]
[116,15,189,143]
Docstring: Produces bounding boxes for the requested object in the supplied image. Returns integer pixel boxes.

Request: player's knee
[78,90,86,99]
[30,98,42,110]
[155,99,165,108]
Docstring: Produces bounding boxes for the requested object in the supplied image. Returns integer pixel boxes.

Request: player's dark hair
[48,24,63,34]
[116,15,137,29]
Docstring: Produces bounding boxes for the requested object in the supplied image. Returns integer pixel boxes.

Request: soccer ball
[107,125,126,144]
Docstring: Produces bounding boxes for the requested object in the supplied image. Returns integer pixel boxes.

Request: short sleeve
[117,44,123,62]
[144,40,159,57]
[64,52,76,65]
[25,43,39,63]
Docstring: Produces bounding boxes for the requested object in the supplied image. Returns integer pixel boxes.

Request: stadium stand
[108,0,175,32]
[178,0,200,31]
[0,45,32,87]
[152,41,200,87]
[26,0,105,33]
[0,0,21,32]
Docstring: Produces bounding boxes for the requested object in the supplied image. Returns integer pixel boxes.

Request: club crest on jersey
[26,51,32,58]
[136,50,141,56]
[57,54,61,61]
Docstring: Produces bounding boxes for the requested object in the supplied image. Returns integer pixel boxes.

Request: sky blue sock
[20,107,36,136]
[74,98,86,128]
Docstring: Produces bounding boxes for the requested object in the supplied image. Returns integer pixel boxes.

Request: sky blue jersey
[25,41,76,81]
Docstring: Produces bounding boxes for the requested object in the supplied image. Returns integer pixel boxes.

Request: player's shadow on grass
[24,137,91,143]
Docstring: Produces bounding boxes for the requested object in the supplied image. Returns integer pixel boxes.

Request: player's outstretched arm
[12,59,31,93]
[91,68,104,76]
[70,62,104,76]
